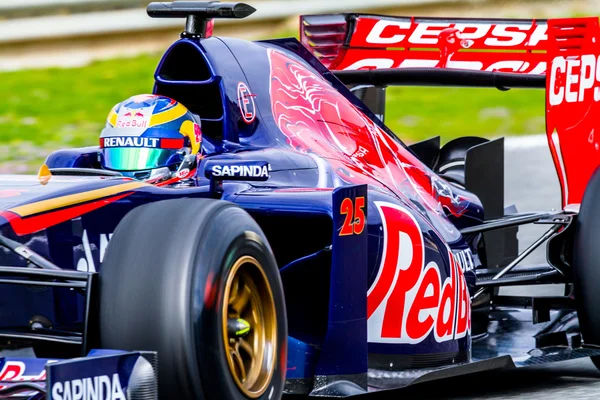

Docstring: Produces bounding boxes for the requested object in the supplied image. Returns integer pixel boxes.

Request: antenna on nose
[147,2,256,39]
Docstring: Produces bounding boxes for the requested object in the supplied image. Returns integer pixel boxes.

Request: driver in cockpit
[98,94,203,186]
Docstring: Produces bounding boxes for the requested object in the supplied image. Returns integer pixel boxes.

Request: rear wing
[301,14,600,208]
[301,14,549,73]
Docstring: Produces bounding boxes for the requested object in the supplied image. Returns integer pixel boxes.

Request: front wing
[0,350,157,399]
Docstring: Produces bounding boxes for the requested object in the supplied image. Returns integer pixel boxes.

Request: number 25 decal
[340,197,366,236]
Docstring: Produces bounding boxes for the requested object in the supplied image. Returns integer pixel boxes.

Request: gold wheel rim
[222,256,277,398]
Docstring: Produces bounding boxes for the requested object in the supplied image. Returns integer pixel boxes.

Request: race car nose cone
[228,318,251,337]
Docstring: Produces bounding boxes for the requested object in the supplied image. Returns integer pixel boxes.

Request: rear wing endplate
[546,17,600,207]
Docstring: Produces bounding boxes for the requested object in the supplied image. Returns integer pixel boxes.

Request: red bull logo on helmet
[116,107,153,128]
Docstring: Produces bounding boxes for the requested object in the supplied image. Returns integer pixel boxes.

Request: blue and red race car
[0,2,600,399]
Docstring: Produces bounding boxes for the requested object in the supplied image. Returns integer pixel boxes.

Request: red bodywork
[301,14,600,209]
[546,18,600,207]
[302,15,549,73]
[269,48,468,243]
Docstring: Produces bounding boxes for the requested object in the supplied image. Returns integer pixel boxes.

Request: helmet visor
[102,147,180,171]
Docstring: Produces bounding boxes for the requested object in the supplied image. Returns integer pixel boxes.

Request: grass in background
[0,54,160,172]
[0,51,546,173]
[386,86,545,142]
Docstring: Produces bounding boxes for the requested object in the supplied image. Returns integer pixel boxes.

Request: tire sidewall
[190,206,286,400]
[574,166,600,345]
[99,200,287,400]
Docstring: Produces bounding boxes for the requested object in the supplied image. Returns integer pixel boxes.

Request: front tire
[99,199,287,399]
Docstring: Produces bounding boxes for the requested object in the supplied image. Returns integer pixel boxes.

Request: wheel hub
[222,256,277,398]
[228,318,251,338]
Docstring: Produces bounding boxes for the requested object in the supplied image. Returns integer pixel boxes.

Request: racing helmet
[99,94,202,182]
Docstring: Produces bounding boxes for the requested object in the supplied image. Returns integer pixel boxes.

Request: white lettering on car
[484,24,529,47]
[353,20,549,74]
[211,165,270,179]
[101,137,160,148]
[76,230,113,273]
[365,20,411,44]
[51,373,125,400]
[363,20,548,47]
[408,22,451,45]
[367,203,471,344]
[344,57,546,74]
[550,54,600,106]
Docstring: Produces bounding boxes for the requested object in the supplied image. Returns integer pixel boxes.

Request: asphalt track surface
[287,135,600,399]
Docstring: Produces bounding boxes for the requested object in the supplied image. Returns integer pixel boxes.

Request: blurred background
[0,0,598,174]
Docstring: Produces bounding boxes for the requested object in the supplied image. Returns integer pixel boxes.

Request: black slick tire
[98,198,287,399]
[573,167,600,370]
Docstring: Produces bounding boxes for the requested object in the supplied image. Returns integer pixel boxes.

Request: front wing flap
[0,351,157,399]
[46,350,157,400]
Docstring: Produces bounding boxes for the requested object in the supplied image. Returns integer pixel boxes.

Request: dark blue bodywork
[0,34,485,395]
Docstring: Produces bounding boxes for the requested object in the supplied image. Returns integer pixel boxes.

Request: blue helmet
[99,94,202,182]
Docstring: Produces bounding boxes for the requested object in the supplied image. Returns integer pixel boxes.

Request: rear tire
[99,198,287,399]
[573,166,600,370]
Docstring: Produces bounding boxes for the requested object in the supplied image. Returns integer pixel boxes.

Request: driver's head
[99,94,202,182]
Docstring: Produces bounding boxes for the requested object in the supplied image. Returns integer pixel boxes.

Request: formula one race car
[0,2,600,399]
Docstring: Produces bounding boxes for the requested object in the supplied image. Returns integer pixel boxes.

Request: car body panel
[2,8,599,398]
[0,32,482,389]
[0,28,487,387]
